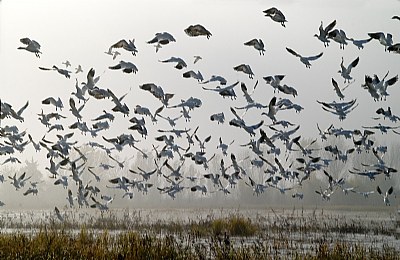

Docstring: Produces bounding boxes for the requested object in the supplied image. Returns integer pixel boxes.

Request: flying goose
[202,80,239,99]
[338,56,359,83]
[217,137,234,156]
[387,43,400,54]
[349,37,372,50]
[200,75,227,85]
[375,107,400,122]
[210,112,225,124]
[261,96,282,123]
[331,78,345,100]
[373,72,398,101]
[110,38,138,55]
[317,99,358,121]
[139,83,174,106]
[314,20,336,47]
[109,60,138,74]
[75,64,83,74]
[286,47,323,68]
[245,176,268,196]
[18,37,41,57]
[193,55,202,64]
[327,29,350,49]
[263,7,287,27]
[376,186,394,206]
[229,107,264,136]
[368,32,393,51]
[233,64,254,78]
[54,206,64,221]
[42,97,64,111]
[39,65,71,78]
[62,60,71,67]
[244,38,265,55]
[147,32,176,45]
[184,24,212,39]
[263,75,285,93]
[182,70,204,82]
[71,79,89,103]
[159,57,187,70]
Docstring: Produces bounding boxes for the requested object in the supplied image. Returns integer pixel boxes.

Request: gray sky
[0,0,400,208]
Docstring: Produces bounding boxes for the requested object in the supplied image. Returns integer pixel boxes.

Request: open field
[0,207,399,259]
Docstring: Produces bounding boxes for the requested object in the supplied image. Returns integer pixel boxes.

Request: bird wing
[286,47,301,57]
[305,52,323,61]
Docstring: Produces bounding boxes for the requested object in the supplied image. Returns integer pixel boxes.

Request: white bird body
[147,32,176,45]
[339,57,359,83]
[263,7,287,27]
[109,60,138,74]
[234,64,254,79]
[314,20,336,47]
[286,47,323,68]
[377,186,394,206]
[110,39,138,55]
[244,38,265,55]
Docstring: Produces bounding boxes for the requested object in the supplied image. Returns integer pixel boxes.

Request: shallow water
[0,207,399,255]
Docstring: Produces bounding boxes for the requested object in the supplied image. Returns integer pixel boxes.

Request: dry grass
[0,209,398,259]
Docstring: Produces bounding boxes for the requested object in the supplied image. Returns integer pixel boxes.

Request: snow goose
[42,97,64,111]
[350,37,372,50]
[327,29,350,49]
[261,96,282,123]
[75,64,83,74]
[331,78,345,100]
[286,47,323,68]
[375,107,400,122]
[71,79,89,103]
[62,60,71,67]
[139,83,174,106]
[361,75,380,101]
[263,7,287,27]
[200,75,227,85]
[147,32,176,45]
[157,114,182,127]
[388,43,400,54]
[110,39,138,55]
[373,72,398,101]
[193,55,202,64]
[217,137,234,156]
[109,60,138,74]
[202,80,239,99]
[210,112,225,124]
[39,65,71,78]
[190,184,210,195]
[317,99,358,121]
[376,186,394,206]
[159,56,187,70]
[184,24,212,39]
[362,123,400,134]
[368,32,393,51]
[233,64,254,78]
[314,20,336,47]
[263,75,285,93]
[18,37,41,57]
[338,56,359,83]
[182,70,204,82]
[54,206,64,221]
[245,176,269,196]
[244,38,265,55]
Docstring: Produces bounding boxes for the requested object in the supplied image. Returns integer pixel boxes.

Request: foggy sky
[1,0,400,210]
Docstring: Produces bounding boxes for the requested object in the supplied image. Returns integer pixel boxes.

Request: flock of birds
[1,7,400,219]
